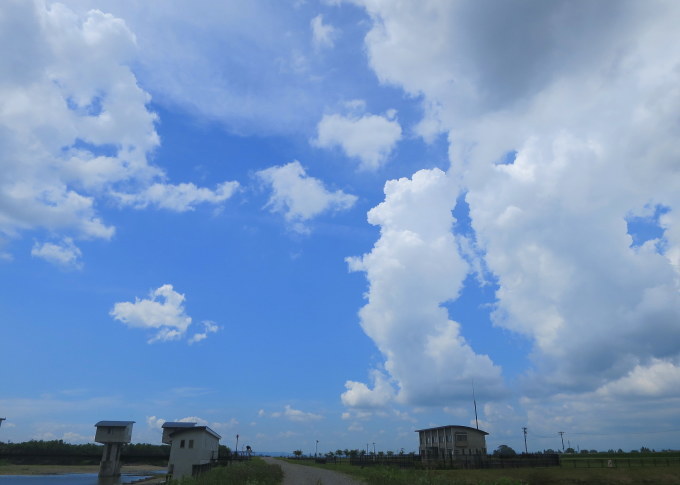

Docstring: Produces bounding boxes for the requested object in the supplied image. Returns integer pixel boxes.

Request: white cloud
[188,320,221,345]
[110,284,215,343]
[314,107,402,170]
[114,181,239,212]
[75,1,338,135]
[146,416,165,429]
[177,416,208,426]
[270,405,323,422]
[210,418,239,430]
[31,238,82,269]
[0,1,239,261]
[347,0,680,407]
[595,359,680,399]
[348,422,363,432]
[310,14,337,49]
[0,1,152,243]
[341,370,395,409]
[345,168,505,407]
[256,161,357,233]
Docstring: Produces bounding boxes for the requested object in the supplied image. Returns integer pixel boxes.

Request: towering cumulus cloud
[346,0,680,419]
[345,169,504,407]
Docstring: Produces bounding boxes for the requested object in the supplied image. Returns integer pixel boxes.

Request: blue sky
[2,0,680,456]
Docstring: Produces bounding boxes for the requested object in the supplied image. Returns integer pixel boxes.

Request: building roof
[95,421,135,427]
[415,425,488,436]
[162,422,197,429]
[168,426,221,440]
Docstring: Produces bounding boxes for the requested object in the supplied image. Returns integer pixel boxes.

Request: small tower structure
[94,421,134,477]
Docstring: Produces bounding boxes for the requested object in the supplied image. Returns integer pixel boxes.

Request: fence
[350,455,420,468]
[563,456,680,468]
[348,453,560,470]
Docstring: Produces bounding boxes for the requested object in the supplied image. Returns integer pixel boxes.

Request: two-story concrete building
[162,422,221,479]
[416,425,488,460]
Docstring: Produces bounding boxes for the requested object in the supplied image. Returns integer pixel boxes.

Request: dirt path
[261,457,365,485]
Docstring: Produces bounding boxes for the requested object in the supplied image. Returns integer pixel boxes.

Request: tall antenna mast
[472,380,479,430]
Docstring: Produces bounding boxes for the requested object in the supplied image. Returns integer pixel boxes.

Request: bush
[171,458,283,485]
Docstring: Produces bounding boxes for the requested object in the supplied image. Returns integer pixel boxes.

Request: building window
[180,440,185,448]
[455,433,467,442]
[189,440,194,449]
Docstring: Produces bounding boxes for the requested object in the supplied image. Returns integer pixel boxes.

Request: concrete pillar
[98,442,123,477]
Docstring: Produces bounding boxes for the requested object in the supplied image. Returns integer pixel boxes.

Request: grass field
[280,458,680,484]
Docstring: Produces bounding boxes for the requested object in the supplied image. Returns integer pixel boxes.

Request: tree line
[0,440,170,465]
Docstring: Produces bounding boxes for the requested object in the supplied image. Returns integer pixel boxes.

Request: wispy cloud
[31,238,83,269]
[310,14,337,49]
[269,405,323,422]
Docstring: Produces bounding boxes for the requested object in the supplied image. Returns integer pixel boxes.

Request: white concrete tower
[94,421,134,477]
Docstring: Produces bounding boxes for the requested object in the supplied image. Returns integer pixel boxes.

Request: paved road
[261,457,365,485]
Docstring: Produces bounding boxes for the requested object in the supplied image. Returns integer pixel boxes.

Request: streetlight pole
[235,434,239,457]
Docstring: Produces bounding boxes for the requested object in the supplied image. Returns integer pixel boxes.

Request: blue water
[0,473,154,485]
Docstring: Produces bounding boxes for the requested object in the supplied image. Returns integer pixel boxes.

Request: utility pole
[522,427,528,454]
[558,432,565,452]
[315,440,319,457]
[235,434,239,457]
[0,418,5,428]
[472,380,479,430]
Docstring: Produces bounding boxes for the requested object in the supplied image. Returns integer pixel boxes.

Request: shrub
[171,458,283,485]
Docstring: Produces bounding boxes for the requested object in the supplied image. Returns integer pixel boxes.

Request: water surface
[0,473,154,485]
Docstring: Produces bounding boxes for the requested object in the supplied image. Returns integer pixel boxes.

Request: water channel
[0,472,158,485]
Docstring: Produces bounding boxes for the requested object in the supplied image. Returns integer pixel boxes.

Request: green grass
[278,458,680,485]
[170,458,283,485]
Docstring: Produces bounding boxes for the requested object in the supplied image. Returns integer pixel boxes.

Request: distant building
[416,425,488,460]
[162,422,221,479]
[94,420,134,477]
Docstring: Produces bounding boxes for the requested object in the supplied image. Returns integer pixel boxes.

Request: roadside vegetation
[280,451,680,485]
[170,458,282,485]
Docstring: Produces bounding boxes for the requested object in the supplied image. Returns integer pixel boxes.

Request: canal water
[0,473,157,485]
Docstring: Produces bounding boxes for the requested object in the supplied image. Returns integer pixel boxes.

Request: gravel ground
[261,457,365,485]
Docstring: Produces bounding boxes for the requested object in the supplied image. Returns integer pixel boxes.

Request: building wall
[168,429,220,479]
[418,426,487,459]
[95,425,132,444]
